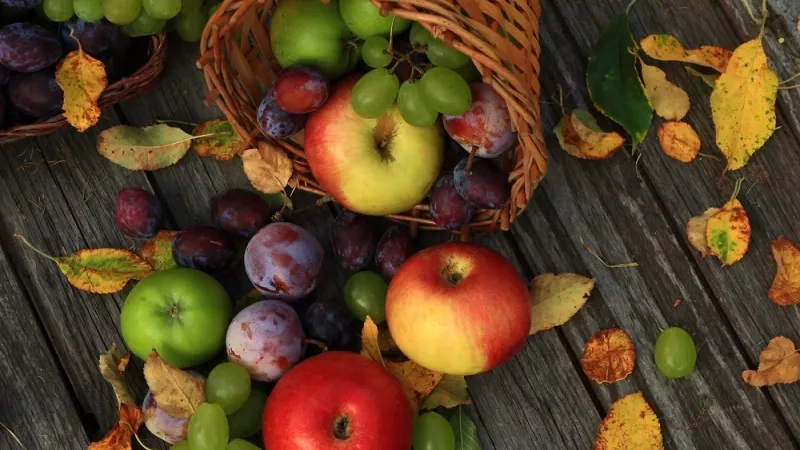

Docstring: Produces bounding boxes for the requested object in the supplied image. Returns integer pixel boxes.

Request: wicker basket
[198,0,546,239]
[0,32,167,146]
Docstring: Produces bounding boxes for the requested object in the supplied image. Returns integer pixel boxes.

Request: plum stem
[304,338,328,352]
[464,146,478,174]
[13,234,59,264]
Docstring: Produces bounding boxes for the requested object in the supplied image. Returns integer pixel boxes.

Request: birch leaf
[768,237,800,306]
[706,198,750,265]
[554,110,625,160]
[710,39,778,171]
[55,43,107,132]
[686,208,720,256]
[641,63,690,121]
[641,34,732,72]
[529,273,595,335]
[684,66,718,88]
[593,392,664,450]
[580,328,636,384]
[657,121,701,163]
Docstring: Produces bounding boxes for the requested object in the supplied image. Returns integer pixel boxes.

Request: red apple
[262,351,413,450]
[385,242,530,375]
[303,74,445,216]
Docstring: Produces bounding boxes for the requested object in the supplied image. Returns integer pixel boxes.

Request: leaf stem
[626,0,640,15]
[730,177,745,202]
[779,72,800,85]
[155,119,198,127]
[13,234,59,264]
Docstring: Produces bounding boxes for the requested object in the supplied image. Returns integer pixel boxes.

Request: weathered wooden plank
[495,0,800,447]
[0,238,89,449]
[0,114,169,449]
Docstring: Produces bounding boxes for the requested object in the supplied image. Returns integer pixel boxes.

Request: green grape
[205,362,252,415]
[143,0,181,20]
[413,412,455,450]
[427,38,470,69]
[226,439,261,450]
[344,271,388,323]
[181,0,204,13]
[361,36,393,69]
[42,0,74,22]
[124,9,166,37]
[654,327,697,379]
[174,8,206,42]
[228,388,268,439]
[350,68,399,119]
[73,0,104,22]
[397,81,438,127]
[419,67,471,116]
[188,402,229,450]
[103,0,142,25]
[409,21,431,48]
[170,441,190,450]
[453,60,482,84]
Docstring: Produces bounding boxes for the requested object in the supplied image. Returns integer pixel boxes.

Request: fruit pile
[109,176,531,449]
[254,0,519,230]
[0,0,219,130]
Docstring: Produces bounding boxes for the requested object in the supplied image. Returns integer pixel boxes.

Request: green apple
[303,74,445,216]
[339,0,411,39]
[120,268,232,368]
[270,0,361,79]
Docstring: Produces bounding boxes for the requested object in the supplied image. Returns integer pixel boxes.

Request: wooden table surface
[2,0,800,449]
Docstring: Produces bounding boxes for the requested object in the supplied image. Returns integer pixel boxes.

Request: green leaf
[586,13,653,148]
[192,119,243,161]
[97,124,194,171]
[450,407,481,450]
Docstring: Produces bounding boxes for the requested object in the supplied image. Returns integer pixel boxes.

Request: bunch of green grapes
[350,22,480,127]
[36,0,221,42]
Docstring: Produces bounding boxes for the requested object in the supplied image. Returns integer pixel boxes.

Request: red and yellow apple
[303,74,445,216]
[262,351,413,450]
[385,242,530,375]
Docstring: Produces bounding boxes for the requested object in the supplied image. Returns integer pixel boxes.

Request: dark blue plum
[0,23,62,73]
[114,187,164,239]
[303,300,356,351]
[210,189,271,239]
[256,92,306,139]
[374,225,415,281]
[0,65,9,86]
[59,18,119,57]
[429,172,475,230]
[0,93,6,126]
[330,209,373,271]
[0,0,41,11]
[8,70,63,117]
[453,158,509,209]
[172,226,237,274]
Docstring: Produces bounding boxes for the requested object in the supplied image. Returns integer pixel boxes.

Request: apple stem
[464,146,478,174]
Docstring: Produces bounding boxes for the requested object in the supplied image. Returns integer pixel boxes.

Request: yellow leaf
[640,34,731,72]
[657,121,700,163]
[593,392,663,450]
[143,350,205,419]
[706,198,750,265]
[420,374,471,410]
[742,336,800,387]
[360,316,384,367]
[710,39,778,171]
[138,230,179,271]
[386,359,444,412]
[686,207,720,256]
[192,120,244,160]
[554,110,625,160]
[640,63,690,121]
[768,237,800,306]
[89,346,142,450]
[55,44,107,132]
[15,234,153,294]
[529,273,595,335]
[580,328,636,384]
[241,142,293,194]
[684,66,718,88]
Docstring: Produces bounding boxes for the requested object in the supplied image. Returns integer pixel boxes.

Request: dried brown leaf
[143,350,205,419]
[241,142,293,194]
[742,337,800,386]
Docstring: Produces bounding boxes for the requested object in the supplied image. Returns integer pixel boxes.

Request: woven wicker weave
[198,0,546,239]
[0,33,167,146]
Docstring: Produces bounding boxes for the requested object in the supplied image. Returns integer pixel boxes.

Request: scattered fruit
[453,158,510,210]
[330,209,374,271]
[303,300,356,350]
[172,226,237,274]
[374,225,415,280]
[443,83,517,158]
[227,387,268,439]
[271,65,330,114]
[654,326,697,378]
[386,242,530,375]
[120,268,232,368]
[187,402,229,450]
[344,271,388,323]
[413,411,455,450]
[142,391,188,445]
[211,189,272,239]
[226,300,306,382]
[263,351,414,450]
[244,222,324,300]
[114,187,164,239]
[8,70,63,117]
[205,362,252,415]
[429,172,475,230]
[256,92,307,139]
